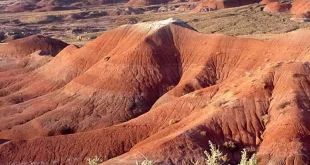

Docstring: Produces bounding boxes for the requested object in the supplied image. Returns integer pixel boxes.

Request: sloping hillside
[0,19,310,164]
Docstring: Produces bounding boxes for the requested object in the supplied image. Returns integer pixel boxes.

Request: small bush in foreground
[136,152,154,165]
[136,159,154,165]
[239,149,257,165]
[205,141,258,165]
[86,156,103,165]
[204,141,228,165]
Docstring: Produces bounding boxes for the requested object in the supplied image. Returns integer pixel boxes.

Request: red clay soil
[0,35,68,58]
[263,1,291,13]
[290,0,310,21]
[290,0,310,14]
[259,0,276,4]
[262,0,310,21]
[1,19,310,164]
[291,12,310,22]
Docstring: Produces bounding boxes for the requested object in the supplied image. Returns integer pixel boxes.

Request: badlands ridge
[0,18,310,164]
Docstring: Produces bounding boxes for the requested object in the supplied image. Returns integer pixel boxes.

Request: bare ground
[0,3,309,44]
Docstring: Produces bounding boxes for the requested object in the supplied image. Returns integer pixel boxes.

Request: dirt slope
[1,19,310,165]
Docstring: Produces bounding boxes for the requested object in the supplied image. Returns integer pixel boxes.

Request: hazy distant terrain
[0,2,309,46]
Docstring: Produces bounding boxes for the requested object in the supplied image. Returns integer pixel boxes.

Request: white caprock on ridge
[131,18,195,34]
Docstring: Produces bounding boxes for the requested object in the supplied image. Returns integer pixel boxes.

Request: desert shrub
[223,89,229,94]
[292,73,307,78]
[136,153,154,165]
[205,141,257,165]
[86,156,103,165]
[271,62,283,68]
[222,141,237,151]
[168,119,178,126]
[213,100,229,107]
[244,146,256,155]
[166,85,175,91]
[200,131,207,136]
[204,141,227,165]
[239,149,257,165]
[104,56,111,61]
[136,159,154,165]
[195,91,204,96]
[244,71,253,77]
[261,114,270,126]
[277,101,290,110]
[133,141,258,165]
[191,159,199,165]
[182,83,195,95]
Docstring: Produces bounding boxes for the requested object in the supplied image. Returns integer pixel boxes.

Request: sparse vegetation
[166,85,175,91]
[268,97,273,102]
[223,89,229,94]
[205,141,258,165]
[86,156,103,165]
[271,62,283,68]
[104,56,111,61]
[277,101,290,110]
[136,152,154,165]
[262,114,270,125]
[222,141,237,151]
[204,141,228,165]
[214,100,229,107]
[136,159,154,165]
[239,149,258,165]
[292,73,306,78]
[1,2,309,46]
[244,146,256,154]
[1,1,308,164]
[168,119,178,126]
[244,71,253,77]
[195,91,204,96]
[200,131,207,136]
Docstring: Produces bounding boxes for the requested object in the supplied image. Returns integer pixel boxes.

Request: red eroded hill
[193,0,258,11]
[290,0,310,14]
[263,1,291,13]
[290,0,310,21]
[1,18,310,164]
[262,0,310,22]
[0,35,68,58]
